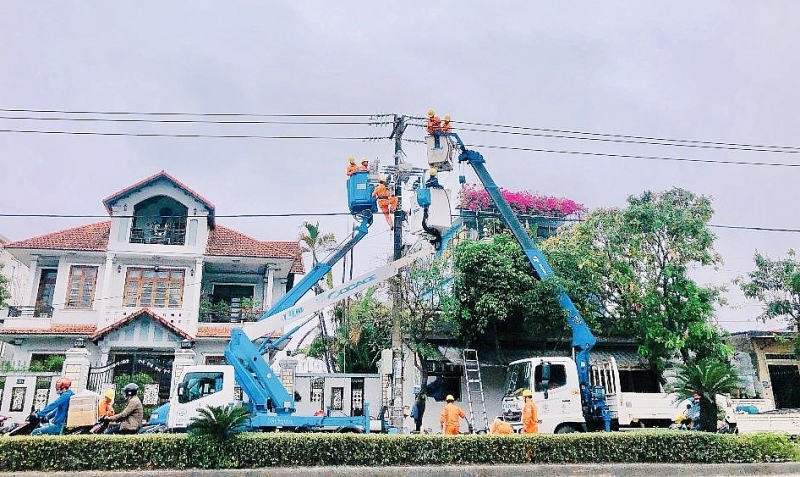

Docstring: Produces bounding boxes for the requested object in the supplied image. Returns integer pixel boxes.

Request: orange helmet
[55,377,72,392]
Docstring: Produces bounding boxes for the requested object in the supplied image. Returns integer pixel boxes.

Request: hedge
[0,431,797,472]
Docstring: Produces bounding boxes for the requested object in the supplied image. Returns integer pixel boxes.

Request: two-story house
[0,171,304,401]
[0,233,30,362]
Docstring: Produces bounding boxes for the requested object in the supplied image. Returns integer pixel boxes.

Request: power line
[0,115,390,126]
[403,138,800,167]
[2,213,800,233]
[0,129,386,141]
[0,108,375,118]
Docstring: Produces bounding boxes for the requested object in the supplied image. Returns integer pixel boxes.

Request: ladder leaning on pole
[462,348,489,433]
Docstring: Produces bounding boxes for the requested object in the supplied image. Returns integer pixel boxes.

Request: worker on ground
[31,377,73,435]
[103,383,143,434]
[439,394,468,435]
[521,389,538,434]
[427,109,443,148]
[372,177,398,229]
[441,115,452,133]
[425,167,442,189]
[489,416,514,435]
[346,156,359,176]
[359,159,370,172]
[98,389,115,419]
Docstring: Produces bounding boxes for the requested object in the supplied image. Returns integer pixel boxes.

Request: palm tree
[671,358,740,432]
[187,405,250,441]
[298,221,338,371]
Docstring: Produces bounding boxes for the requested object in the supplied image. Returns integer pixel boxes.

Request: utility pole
[388,114,407,429]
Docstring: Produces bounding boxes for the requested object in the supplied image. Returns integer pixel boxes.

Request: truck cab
[167,365,237,431]
[501,357,586,433]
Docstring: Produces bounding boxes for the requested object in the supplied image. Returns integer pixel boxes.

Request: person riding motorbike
[103,383,143,434]
[31,377,73,435]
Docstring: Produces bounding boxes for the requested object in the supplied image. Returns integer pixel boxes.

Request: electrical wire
[402,138,800,167]
[0,129,386,140]
[0,115,392,126]
[0,108,375,118]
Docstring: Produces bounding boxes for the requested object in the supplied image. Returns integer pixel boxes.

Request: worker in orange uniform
[359,159,370,172]
[98,389,116,419]
[521,389,538,434]
[426,109,442,134]
[489,417,514,435]
[346,156,359,176]
[439,394,468,435]
[441,115,452,133]
[372,178,398,229]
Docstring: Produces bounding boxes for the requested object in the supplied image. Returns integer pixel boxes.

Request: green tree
[670,358,739,432]
[544,188,729,370]
[298,221,338,371]
[735,250,800,354]
[188,405,250,441]
[0,261,11,309]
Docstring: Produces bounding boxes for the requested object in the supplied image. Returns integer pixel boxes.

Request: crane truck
[425,129,612,433]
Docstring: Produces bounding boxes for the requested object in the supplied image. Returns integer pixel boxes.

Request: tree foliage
[451,188,730,370]
[0,261,10,309]
[735,249,800,328]
[670,358,740,432]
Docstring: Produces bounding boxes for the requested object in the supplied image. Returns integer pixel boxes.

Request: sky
[1,1,799,333]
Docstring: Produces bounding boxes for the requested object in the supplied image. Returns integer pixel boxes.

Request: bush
[0,431,796,472]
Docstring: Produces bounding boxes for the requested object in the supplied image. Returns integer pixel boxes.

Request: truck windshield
[178,371,224,404]
[503,361,531,397]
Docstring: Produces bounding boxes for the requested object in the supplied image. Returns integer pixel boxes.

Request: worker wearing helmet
[441,115,452,133]
[31,377,74,435]
[426,109,442,135]
[372,177,398,229]
[521,389,538,434]
[98,389,116,419]
[359,159,370,172]
[425,167,442,189]
[346,156,359,176]
[104,383,143,434]
[439,394,467,435]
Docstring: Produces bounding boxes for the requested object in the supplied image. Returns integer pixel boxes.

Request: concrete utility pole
[388,114,407,429]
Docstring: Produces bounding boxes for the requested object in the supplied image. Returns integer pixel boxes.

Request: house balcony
[129,225,186,245]
[198,308,263,324]
[6,305,54,319]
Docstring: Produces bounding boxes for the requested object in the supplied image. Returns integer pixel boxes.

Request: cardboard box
[66,395,98,428]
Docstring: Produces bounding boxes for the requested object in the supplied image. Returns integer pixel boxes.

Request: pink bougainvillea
[457,184,586,218]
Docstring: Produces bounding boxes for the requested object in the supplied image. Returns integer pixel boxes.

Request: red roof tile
[90,308,194,342]
[5,222,110,251]
[206,226,305,274]
[102,171,215,219]
[196,325,284,339]
[0,324,97,335]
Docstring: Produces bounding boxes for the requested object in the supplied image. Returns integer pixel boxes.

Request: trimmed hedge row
[0,431,797,472]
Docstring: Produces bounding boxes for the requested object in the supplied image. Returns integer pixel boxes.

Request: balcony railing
[7,305,55,318]
[198,309,262,324]
[129,225,186,245]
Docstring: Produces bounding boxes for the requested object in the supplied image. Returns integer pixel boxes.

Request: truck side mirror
[541,362,551,400]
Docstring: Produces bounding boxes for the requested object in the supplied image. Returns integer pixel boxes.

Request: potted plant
[239,297,261,322]
[199,298,213,322]
[211,301,231,322]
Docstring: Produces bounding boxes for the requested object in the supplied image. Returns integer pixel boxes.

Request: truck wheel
[555,425,578,434]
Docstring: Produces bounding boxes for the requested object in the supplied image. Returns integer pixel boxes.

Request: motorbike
[3,413,43,436]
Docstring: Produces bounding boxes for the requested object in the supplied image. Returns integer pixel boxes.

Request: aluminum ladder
[462,348,489,433]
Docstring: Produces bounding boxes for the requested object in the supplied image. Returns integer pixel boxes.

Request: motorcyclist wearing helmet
[103,383,143,434]
[32,377,74,435]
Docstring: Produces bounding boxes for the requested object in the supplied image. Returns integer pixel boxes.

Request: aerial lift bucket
[426,134,454,172]
[347,171,377,216]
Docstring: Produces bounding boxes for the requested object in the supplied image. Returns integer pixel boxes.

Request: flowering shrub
[458,184,586,218]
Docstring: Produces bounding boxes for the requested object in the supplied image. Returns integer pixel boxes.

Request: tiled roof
[102,170,216,220]
[196,325,283,339]
[206,226,305,274]
[5,222,111,251]
[90,308,194,342]
[0,324,97,335]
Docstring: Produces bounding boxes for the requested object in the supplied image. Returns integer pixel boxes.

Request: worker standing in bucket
[439,394,468,435]
[346,156,359,176]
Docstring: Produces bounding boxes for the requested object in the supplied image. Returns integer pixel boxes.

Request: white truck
[501,356,678,433]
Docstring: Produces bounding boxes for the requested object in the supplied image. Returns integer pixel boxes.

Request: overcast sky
[1,2,799,333]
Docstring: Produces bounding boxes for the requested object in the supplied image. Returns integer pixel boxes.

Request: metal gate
[87,362,117,394]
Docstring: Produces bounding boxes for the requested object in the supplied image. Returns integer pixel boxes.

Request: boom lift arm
[445,132,609,429]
